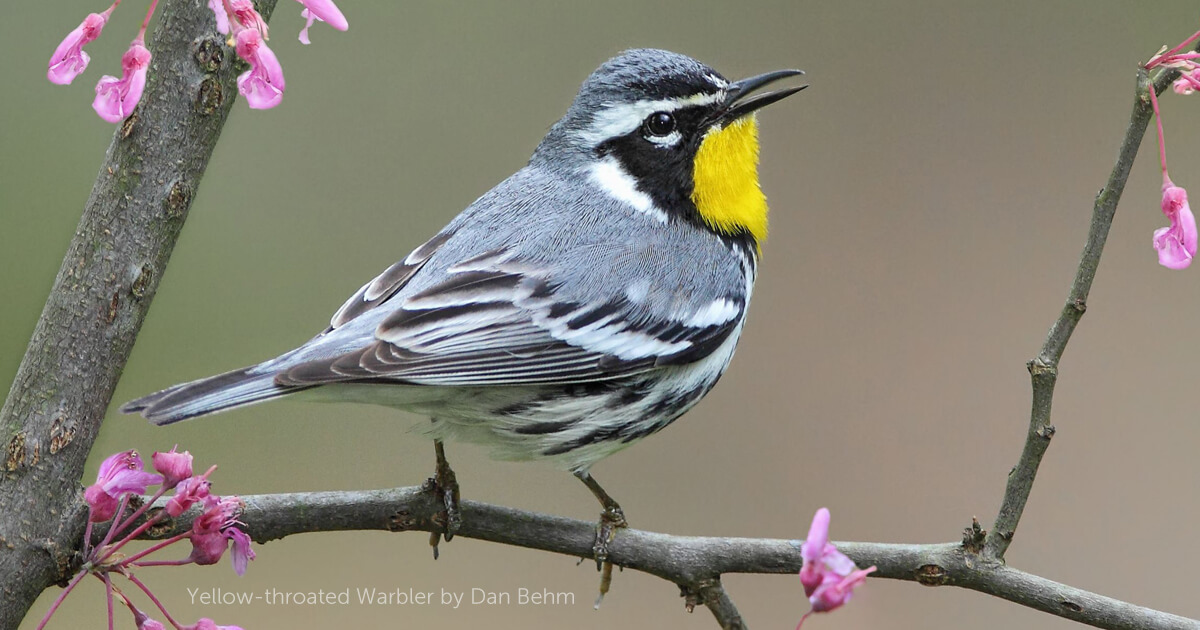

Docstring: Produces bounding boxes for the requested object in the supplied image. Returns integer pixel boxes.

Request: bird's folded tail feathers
[120,366,303,425]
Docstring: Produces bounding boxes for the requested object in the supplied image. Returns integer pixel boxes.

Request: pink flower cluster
[796,508,875,628]
[206,0,348,109]
[47,0,156,124]
[1144,30,1200,270]
[47,0,347,121]
[36,447,251,630]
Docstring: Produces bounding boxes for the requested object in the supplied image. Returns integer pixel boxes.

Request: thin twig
[983,57,1196,561]
[114,486,1198,630]
[688,579,746,630]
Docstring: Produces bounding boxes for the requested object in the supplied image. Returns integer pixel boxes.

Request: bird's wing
[277,246,745,387]
[325,230,456,331]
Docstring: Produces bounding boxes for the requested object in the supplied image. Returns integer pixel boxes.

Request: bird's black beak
[716,69,807,125]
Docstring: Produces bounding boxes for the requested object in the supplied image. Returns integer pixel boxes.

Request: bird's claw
[428,440,462,559]
[592,504,626,568]
[592,504,626,607]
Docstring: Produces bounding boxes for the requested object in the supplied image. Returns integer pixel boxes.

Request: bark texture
[0,1,276,627]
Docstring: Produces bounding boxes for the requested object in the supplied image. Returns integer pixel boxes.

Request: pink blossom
[228,528,256,576]
[1147,65,1197,271]
[1146,33,1200,96]
[40,447,248,630]
[297,0,347,44]
[133,609,168,630]
[93,40,152,123]
[1173,69,1200,96]
[187,495,254,573]
[187,495,238,565]
[188,528,231,566]
[152,446,194,490]
[165,475,211,517]
[207,0,230,34]
[234,29,285,109]
[84,450,162,522]
[48,12,109,85]
[1154,180,1198,270]
[195,495,243,532]
[808,567,875,613]
[796,508,876,627]
[229,0,269,38]
[298,10,319,45]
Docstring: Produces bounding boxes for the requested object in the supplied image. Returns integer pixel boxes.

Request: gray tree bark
[116,485,1200,630]
[0,1,277,628]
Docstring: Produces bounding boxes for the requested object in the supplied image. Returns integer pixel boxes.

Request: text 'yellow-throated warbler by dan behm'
[123,48,805,593]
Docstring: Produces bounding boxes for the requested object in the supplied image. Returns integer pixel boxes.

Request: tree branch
[0,2,277,628]
[983,59,1195,560]
[117,485,1198,630]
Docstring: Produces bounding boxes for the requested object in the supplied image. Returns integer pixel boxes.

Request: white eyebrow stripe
[588,156,669,223]
[575,92,725,146]
[705,73,729,88]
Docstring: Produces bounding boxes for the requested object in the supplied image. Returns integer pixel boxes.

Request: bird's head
[537,48,805,246]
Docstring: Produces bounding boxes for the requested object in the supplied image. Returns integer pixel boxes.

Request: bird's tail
[120,366,304,425]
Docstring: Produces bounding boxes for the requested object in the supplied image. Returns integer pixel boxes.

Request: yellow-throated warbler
[124,48,804,575]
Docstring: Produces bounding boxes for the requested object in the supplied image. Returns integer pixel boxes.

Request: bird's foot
[592,503,627,608]
[574,470,627,608]
[593,502,627,568]
[428,440,461,559]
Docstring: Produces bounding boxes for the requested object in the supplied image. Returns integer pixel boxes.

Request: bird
[122,48,804,591]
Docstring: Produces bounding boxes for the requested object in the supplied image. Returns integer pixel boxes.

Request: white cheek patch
[588,156,668,223]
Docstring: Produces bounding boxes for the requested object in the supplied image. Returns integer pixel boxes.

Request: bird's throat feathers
[690,116,768,245]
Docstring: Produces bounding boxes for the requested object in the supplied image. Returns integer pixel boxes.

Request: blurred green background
[5,1,1200,628]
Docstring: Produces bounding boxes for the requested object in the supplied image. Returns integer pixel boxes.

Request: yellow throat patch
[690,115,768,244]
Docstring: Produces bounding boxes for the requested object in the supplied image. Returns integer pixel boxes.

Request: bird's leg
[427,438,462,558]
[574,470,627,606]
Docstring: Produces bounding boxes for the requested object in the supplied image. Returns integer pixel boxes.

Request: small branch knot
[119,113,138,139]
[4,432,27,472]
[914,564,950,586]
[387,510,419,532]
[962,517,986,553]
[164,180,192,219]
[47,413,75,455]
[681,577,721,613]
[1026,358,1057,377]
[1137,68,1152,104]
[196,77,224,115]
[130,264,154,299]
[194,37,225,73]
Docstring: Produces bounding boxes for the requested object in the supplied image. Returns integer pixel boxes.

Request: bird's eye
[643,112,676,137]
